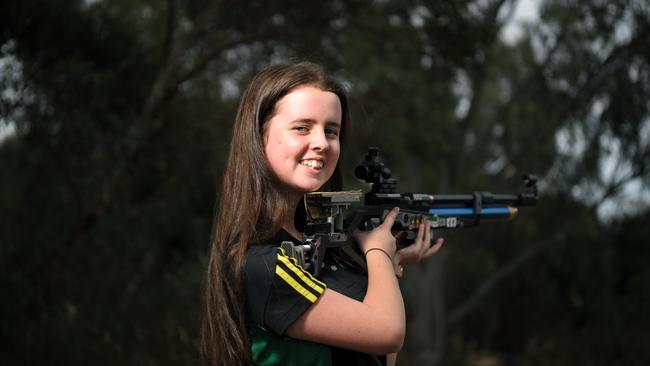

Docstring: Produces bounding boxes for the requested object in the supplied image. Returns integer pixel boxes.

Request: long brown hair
[201,62,350,366]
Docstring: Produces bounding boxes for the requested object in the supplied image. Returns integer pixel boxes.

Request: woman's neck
[281,193,303,241]
[282,222,302,241]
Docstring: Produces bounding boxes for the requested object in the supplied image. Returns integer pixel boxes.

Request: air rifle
[281,147,538,276]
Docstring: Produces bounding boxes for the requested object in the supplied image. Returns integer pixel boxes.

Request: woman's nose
[310,129,329,150]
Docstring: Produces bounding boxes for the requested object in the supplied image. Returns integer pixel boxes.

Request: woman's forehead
[273,86,342,121]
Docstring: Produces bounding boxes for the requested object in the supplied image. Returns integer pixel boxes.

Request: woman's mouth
[300,159,324,169]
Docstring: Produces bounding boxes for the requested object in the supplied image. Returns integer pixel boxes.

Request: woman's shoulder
[245,229,300,275]
[246,230,295,258]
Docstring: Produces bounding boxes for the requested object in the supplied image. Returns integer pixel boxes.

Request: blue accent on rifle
[428,206,512,218]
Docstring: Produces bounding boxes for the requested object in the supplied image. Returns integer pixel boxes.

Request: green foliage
[1,0,649,365]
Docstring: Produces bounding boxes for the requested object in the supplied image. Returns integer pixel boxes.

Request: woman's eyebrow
[289,118,317,124]
[289,119,341,127]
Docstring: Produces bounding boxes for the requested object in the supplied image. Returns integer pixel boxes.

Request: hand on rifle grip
[353,207,400,257]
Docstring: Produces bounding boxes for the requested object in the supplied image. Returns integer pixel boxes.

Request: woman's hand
[353,207,400,258]
[394,220,444,266]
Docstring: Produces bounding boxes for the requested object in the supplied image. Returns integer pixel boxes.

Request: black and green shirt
[244,230,385,366]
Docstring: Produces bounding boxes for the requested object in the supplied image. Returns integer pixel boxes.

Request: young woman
[201,62,444,366]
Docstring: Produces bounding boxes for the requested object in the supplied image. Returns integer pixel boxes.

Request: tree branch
[142,28,280,117]
[447,234,562,325]
[142,0,225,117]
[161,0,177,63]
[456,0,512,163]
[596,155,648,206]
[557,20,648,125]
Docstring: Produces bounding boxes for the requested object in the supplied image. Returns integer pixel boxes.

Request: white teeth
[300,160,324,168]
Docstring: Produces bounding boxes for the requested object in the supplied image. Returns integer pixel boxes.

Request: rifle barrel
[428,193,536,206]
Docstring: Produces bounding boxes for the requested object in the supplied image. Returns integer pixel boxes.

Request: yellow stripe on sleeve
[284,253,327,288]
[275,266,319,303]
[276,248,326,289]
[277,254,325,294]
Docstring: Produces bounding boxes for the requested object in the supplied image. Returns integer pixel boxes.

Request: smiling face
[264,85,342,199]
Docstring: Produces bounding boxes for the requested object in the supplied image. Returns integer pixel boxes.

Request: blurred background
[1,0,649,365]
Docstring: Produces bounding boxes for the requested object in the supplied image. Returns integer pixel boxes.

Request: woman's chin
[293,182,326,194]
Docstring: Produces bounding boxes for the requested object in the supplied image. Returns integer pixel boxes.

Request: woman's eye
[293,126,309,133]
[325,128,340,137]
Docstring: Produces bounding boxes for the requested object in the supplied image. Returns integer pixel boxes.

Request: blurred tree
[1,0,648,365]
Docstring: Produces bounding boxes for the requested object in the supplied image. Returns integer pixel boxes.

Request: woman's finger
[423,237,445,258]
[423,221,431,248]
[380,207,400,229]
[415,222,425,247]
